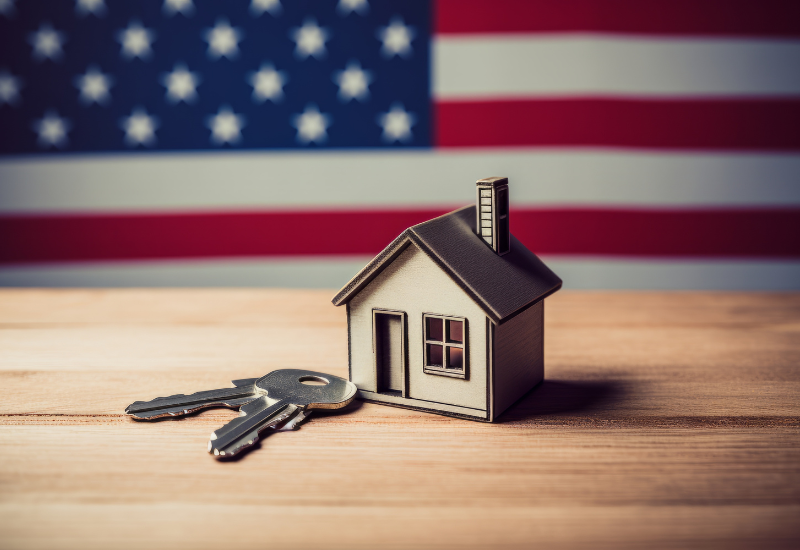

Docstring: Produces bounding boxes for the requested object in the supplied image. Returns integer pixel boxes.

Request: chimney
[475,176,510,256]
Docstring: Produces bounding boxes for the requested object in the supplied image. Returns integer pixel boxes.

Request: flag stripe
[434,36,800,99]
[435,0,800,37]
[2,151,800,213]
[2,208,798,264]
[2,258,799,290]
[435,98,800,150]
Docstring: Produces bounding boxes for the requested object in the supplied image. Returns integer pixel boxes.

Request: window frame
[422,313,468,380]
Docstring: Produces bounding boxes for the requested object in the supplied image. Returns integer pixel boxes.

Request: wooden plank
[0,290,798,549]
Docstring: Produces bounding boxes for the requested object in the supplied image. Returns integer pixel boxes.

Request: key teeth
[124,395,261,421]
[230,378,258,388]
[210,431,261,460]
[209,405,298,459]
[275,409,312,431]
[124,401,148,415]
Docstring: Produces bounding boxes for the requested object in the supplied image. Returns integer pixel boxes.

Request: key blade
[208,398,298,458]
[274,409,312,431]
[125,384,259,420]
[126,397,258,420]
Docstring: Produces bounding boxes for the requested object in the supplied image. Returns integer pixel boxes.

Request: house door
[373,310,406,395]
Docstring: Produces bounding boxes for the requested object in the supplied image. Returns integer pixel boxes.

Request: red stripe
[517,209,800,257]
[435,0,800,37]
[0,210,440,264]
[1,208,798,264]
[435,98,800,151]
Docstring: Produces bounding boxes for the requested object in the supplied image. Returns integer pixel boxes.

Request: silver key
[125,377,261,420]
[208,369,356,458]
[125,369,356,459]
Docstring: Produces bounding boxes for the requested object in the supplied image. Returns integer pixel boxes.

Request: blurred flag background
[0,0,799,289]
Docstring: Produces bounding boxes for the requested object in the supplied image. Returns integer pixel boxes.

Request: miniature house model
[332,177,562,421]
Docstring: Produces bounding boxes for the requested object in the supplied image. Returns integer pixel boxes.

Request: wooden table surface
[0,289,798,549]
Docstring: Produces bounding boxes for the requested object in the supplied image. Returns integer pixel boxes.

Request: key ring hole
[299,375,329,386]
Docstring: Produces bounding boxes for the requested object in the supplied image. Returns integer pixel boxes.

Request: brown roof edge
[331,231,413,307]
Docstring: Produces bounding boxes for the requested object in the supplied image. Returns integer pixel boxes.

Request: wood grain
[1,289,798,550]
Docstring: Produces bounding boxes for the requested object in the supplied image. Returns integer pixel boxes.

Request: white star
[32,111,71,148]
[204,19,243,60]
[337,0,368,15]
[250,0,281,16]
[163,0,193,16]
[377,16,415,58]
[0,71,22,106]
[333,61,372,102]
[292,104,330,144]
[74,66,113,106]
[117,21,155,60]
[28,24,66,62]
[75,0,106,17]
[290,19,329,60]
[161,63,200,103]
[120,108,159,147]
[378,103,415,143]
[0,0,16,17]
[247,63,286,103]
[206,106,245,145]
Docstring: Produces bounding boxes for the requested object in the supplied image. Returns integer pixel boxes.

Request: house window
[423,314,467,379]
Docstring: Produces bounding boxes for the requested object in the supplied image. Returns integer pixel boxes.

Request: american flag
[0,0,799,289]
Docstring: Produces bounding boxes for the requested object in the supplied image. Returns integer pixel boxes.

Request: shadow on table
[497,379,627,423]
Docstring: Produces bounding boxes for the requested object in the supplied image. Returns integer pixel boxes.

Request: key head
[254,369,357,410]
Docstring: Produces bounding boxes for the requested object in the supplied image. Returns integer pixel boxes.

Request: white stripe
[0,258,798,290]
[546,258,800,291]
[434,36,800,99]
[1,150,799,213]
[0,258,371,289]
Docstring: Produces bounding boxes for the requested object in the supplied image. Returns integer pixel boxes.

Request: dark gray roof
[332,205,562,323]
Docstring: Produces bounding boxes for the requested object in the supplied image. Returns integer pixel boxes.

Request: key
[208,369,357,458]
[125,369,356,458]
[125,377,261,420]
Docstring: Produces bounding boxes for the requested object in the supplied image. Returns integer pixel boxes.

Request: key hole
[299,375,329,386]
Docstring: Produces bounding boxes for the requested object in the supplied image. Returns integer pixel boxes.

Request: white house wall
[349,243,488,412]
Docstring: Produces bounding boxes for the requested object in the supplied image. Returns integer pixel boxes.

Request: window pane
[447,347,463,370]
[427,344,443,366]
[447,320,463,343]
[426,317,443,341]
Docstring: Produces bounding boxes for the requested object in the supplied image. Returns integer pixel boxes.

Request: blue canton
[0,0,431,154]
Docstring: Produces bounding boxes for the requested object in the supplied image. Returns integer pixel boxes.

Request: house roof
[331,205,562,323]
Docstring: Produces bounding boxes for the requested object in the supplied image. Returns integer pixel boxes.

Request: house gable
[333,205,562,324]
